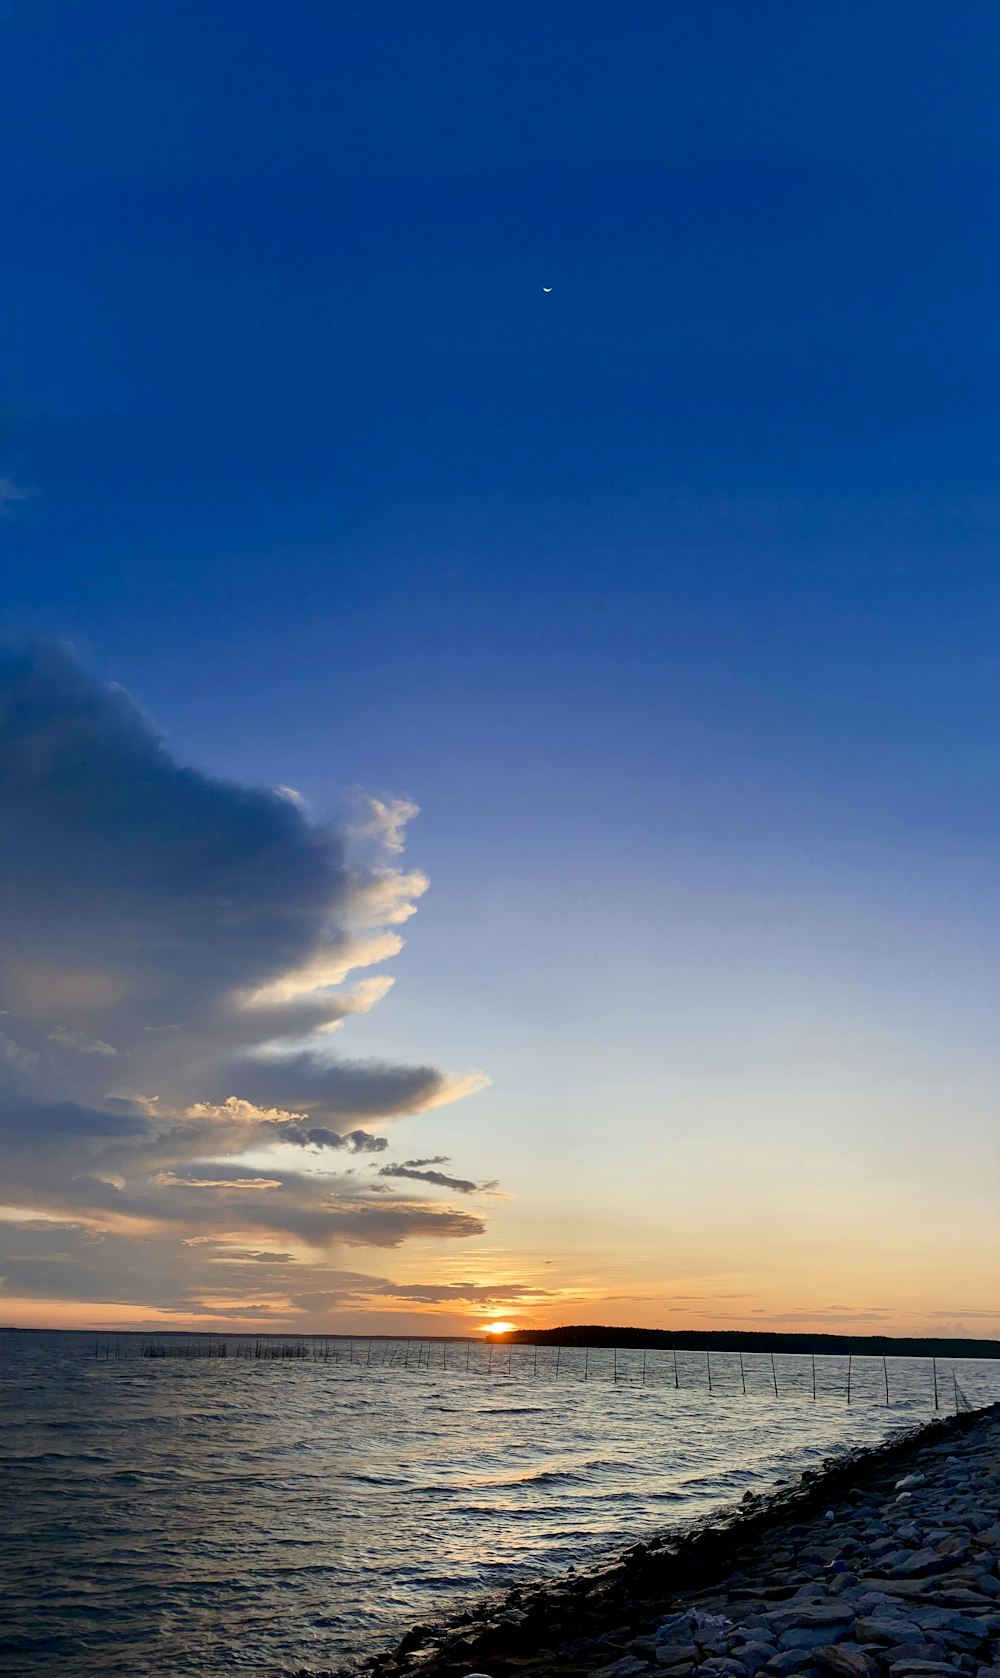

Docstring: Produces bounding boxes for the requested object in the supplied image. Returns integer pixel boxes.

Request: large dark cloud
[0,643,489,1316]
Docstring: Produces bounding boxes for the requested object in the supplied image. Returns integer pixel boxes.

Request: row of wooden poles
[93,1336,970,1409]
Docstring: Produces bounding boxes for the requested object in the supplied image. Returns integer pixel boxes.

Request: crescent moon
[542,286,552,293]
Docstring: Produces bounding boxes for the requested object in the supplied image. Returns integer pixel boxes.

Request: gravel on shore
[295,1402,1000,1678]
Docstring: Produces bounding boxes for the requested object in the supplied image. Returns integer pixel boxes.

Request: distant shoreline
[505,1325,1000,1359]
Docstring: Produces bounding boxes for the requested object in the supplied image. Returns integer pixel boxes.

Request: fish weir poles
[770,1352,778,1397]
[584,1346,589,1381]
[706,1350,712,1393]
[883,1355,890,1405]
[739,1349,746,1396]
[555,1345,561,1379]
[812,1353,817,1401]
[933,1356,939,1411]
[953,1370,959,1412]
[846,1354,852,1405]
[641,1348,646,1385]
[613,1348,618,1385]
[673,1346,679,1389]
[366,1339,373,1367]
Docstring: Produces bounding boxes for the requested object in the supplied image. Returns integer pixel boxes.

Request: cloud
[48,1028,118,1057]
[401,1156,450,1168]
[378,1163,494,1196]
[352,794,420,856]
[0,642,490,1319]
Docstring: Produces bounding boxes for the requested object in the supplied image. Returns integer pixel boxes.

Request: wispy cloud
[378,1163,497,1195]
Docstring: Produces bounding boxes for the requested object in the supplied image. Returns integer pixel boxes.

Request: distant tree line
[503,1324,1000,1358]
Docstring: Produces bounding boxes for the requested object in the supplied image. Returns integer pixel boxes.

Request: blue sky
[1,2,999,1333]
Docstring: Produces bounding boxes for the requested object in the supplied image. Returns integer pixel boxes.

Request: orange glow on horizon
[482,1320,518,1335]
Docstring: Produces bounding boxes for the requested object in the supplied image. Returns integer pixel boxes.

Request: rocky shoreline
[299,1402,1000,1678]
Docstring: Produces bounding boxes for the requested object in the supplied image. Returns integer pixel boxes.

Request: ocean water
[3,1332,1000,1678]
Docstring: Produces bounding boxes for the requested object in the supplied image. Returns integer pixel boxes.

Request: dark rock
[779,1631,851,1653]
[888,1551,957,1580]
[812,1647,878,1678]
[731,1642,779,1665]
[765,1655,816,1676]
[764,1608,855,1633]
[886,1665,962,1678]
[854,1619,924,1646]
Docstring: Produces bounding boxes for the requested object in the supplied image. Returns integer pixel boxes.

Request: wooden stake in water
[533,1344,538,1377]
[846,1354,852,1405]
[673,1346,679,1389]
[613,1348,618,1384]
[811,1353,817,1401]
[770,1352,778,1397]
[739,1349,746,1396]
[641,1348,647,1385]
[932,1356,939,1411]
[953,1370,959,1412]
[555,1345,561,1379]
[584,1345,590,1381]
[706,1349,712,1393]
[486,1341,494,1375]
[883,1355,889,1405]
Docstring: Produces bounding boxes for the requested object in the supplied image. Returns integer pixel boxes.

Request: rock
[780,1630,851,1653]
[765,1655,816,1676]
[886,1665,962,1678]
[658,1618,695,1640]
[764,1609,855,1633]
[859,1578,930,1599]
[595,1660,651,1678]
[935,1540,974,1562]
[731,1642,778,1673]
[960,1575,1000,1599]
[854,1619,925,1646]
[812,1647,878,1678]
[655,1647,700,1668]
[889,1551,956,1580]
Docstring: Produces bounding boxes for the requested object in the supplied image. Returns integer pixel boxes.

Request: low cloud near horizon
[0,642,492,1325]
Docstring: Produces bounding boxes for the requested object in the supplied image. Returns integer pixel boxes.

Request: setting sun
[483,1321,517,1336]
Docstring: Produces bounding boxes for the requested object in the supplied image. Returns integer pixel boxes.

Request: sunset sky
[2,2,999,1339]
